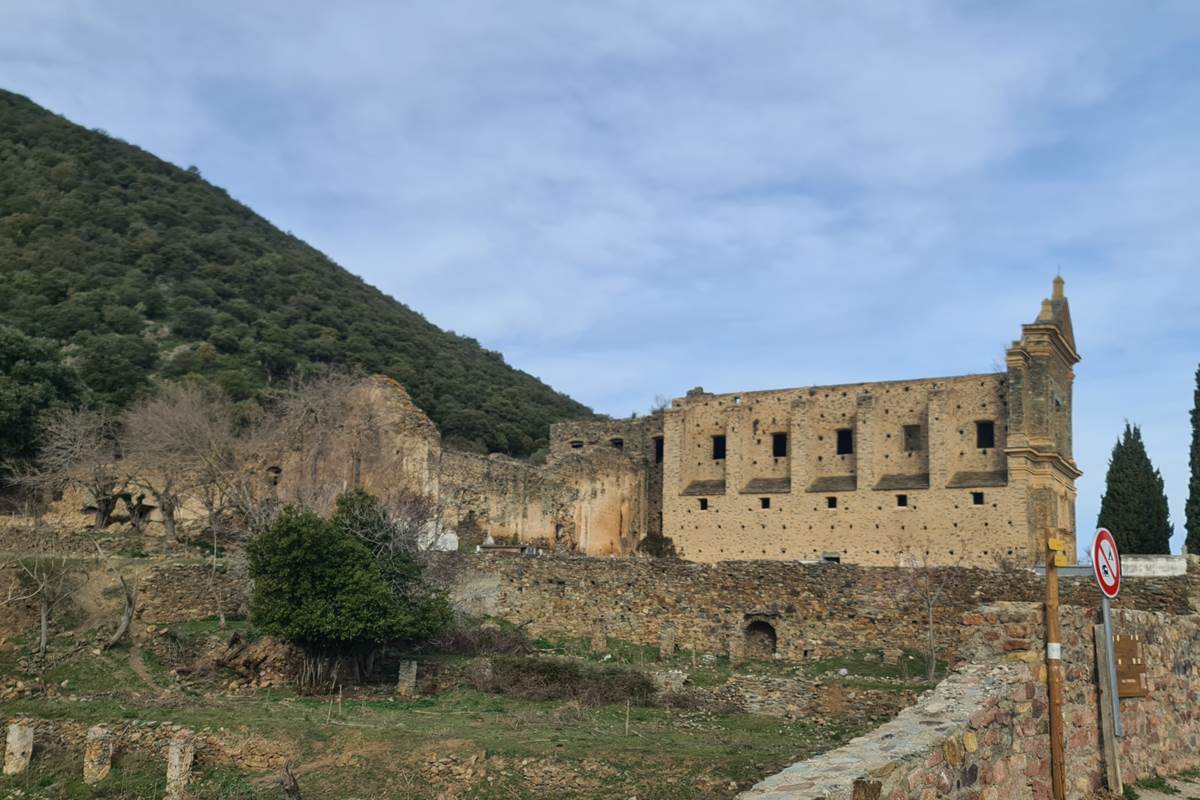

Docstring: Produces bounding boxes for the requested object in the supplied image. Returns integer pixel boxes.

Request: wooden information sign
[1114,634,1148,698]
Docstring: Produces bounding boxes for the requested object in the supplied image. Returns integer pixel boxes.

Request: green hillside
[0,89,590,462]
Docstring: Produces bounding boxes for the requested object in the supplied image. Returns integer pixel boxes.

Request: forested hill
[0,89,591,460]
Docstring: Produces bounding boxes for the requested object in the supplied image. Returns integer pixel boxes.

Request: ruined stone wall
[437,451,576,549]
[550,415,664,545]
[661,374,1033,566]
[742,601,1200,799]
[455,555,1199,663]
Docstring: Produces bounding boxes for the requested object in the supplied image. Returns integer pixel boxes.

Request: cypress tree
[1097,423,1173,554]
[1187,365,1200,555]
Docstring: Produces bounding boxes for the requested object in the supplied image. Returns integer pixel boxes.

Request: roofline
[672,371,1007,404]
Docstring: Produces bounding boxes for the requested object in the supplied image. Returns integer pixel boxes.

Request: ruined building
[259,279,1078,568]
[548,278,1080,566]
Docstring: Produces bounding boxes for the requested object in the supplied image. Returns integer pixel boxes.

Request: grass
[1137,776,1181,795]
[0,686,862,799]
[0,626,924,799]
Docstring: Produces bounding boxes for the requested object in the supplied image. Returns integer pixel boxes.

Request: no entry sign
[1093,528,1122,599]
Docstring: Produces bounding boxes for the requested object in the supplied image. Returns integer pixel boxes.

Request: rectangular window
[760,497,771,509]
[570,440,584,449]
[653,436,664,464]
[836,428,853,455]
[826,496,838,509]
[712,435,727,460]
[976,421,995,449]
[896,494,908,507]
[821,552,841,564]
[903,424,922,452]
[972,491,985,506]
[699,498,709,511]
[772,432,788,458]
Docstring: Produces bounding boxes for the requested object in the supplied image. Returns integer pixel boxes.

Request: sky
[3,1,1198,556]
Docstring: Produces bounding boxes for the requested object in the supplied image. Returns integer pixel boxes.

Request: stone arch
[744,620,777,659]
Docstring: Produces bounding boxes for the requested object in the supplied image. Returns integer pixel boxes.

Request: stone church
[550,277,1080,566]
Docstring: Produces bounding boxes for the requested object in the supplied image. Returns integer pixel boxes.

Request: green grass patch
[1137,776,1181,794]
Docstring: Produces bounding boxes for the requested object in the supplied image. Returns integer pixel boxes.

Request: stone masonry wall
[739,601,1200,800]
[455,555,1199,663]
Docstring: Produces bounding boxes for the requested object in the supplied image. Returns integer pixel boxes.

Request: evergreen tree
[1097,423,1173,554]
[1187,365,1200,555]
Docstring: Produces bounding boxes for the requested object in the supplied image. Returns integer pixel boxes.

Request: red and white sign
[1092,528,1122,599]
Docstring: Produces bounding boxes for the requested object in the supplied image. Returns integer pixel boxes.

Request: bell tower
[1005,276,1082,556]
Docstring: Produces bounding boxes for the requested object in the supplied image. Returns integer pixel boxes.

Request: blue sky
[4,1,1199,556]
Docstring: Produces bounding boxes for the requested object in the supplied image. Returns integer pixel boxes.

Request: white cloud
[3,0,1199,552]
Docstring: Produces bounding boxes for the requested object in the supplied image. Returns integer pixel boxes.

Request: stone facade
[453,554,1199,664]
[558,278,1078,566]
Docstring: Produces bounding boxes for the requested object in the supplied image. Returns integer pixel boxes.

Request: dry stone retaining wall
[457,554,1198,662]
[740,602,1200,799]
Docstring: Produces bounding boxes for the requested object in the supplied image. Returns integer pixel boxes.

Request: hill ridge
[0,88,591,461]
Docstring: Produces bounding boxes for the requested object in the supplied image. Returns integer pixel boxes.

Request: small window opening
[570,440,584,449]
[699,498,709,511]
[826,496,838,509]
[972,491,985,505]
[772,432,788,458]
[896,494,908,508]
[903,424,923,452]
[610,438,624,451]
[760,497,771,509]
[976,421,995,449]
[653,436,664,464]
[821,552,841,563]
[712,435,726,460]
[836,428,853,455]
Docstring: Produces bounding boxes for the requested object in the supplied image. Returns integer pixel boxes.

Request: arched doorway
[744,620,777,659]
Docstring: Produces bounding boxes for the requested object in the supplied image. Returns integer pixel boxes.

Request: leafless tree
[2,529,84,658]
[21,408,125,530]
[120,383,220,542]
[895,548,963,683]
[272,373,364,510]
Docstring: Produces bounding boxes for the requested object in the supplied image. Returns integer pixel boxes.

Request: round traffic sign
[1092,528,1121,599]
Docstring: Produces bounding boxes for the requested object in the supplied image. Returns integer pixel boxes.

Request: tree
[24,407,125,530]
[0,325,80,479]
[1097,423,1173,554]
[248,506,446,690]
[895,550,958,682]
[2,528,84,658]
[121,382,236,542]
[1187,366,1200,556]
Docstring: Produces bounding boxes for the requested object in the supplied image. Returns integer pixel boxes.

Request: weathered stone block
[83,725,114,784]
[396,660,418,698]
[165,732,194,800]
[3,723,33,776]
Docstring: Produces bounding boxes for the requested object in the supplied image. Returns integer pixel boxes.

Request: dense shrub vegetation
[247,499,452,689]
[0,88,590,469]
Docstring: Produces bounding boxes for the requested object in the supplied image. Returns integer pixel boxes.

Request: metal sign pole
[1101,595,1123,737]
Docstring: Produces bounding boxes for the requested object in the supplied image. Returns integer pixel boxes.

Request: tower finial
[1052,275,1064,301]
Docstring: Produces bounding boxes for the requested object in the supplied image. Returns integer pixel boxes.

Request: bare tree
[895,548,963,683]
[2,529,84,658]
[121,383,219,542]
[22,408,125,530]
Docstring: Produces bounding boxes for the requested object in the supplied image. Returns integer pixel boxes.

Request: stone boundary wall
[456,554,1199,662]
[739,602,1200,799]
